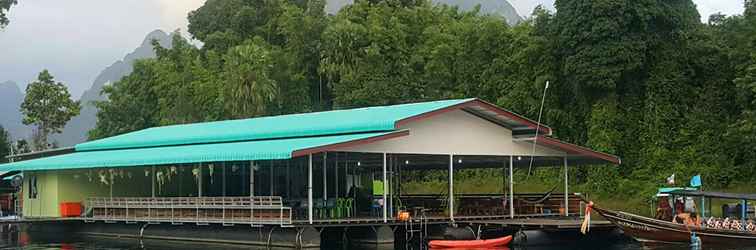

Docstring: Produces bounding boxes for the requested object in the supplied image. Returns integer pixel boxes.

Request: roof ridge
[75,98,475,152]
[135,98,475,131]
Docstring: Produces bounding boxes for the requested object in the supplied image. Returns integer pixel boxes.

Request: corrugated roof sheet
[0,132,399,171]
[75,99,472,152]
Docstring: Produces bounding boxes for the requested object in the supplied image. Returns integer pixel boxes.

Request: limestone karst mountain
[0,80,29,140]
[52,30,173,146]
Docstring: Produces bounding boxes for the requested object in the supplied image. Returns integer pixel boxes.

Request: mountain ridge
[52,30,173,146]
[0,80,28,141]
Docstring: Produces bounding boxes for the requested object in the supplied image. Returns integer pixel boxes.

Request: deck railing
[85,196,292,225]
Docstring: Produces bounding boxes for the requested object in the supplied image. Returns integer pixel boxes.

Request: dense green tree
[89,0,756,202]
[21,70,81,150]
[89,60,161,140]
[13,139,29,155]
[0,126,10,163]
[0,0,16,29]
[222,38,278,118]
[726,0,756,180]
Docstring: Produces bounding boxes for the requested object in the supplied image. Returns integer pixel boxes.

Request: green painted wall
[57,169,110,206]
[23,170,112,218]
[22,171,59,217]
[20,164,269,218]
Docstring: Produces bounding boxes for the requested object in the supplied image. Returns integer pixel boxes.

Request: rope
[580,201,594,234]
[266,226,275,250]
[139,223,149,238]
[527,81,549,178]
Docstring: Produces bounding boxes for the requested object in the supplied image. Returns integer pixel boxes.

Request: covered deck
[0,98,620,229]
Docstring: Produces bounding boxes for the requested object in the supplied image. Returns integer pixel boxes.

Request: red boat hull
[429,235,512,248]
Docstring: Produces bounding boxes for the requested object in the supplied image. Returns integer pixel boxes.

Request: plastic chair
[326,199,337,219]
[345,198,354,218]
[339,198,349,218]
[314,200,326,219]
[371,198,383,217]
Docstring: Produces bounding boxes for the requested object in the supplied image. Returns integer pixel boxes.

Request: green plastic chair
[335,198,346,218]
[345,198,354,218]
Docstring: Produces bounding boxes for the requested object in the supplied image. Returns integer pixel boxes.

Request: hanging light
[405,160,410,165]
[517,156,522,161]
[457,159,462,164]
[357,161,361,166]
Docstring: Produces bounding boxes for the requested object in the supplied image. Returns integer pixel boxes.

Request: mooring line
[139,223,149,238]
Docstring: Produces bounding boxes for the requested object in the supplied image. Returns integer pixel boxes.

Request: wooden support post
[564,157,568,216]
[323,153,327,201]
[383,152,388,223]
[449,154,454,221]
[509,156,514,219]
[308,154,313,224]
[335,153,339,199]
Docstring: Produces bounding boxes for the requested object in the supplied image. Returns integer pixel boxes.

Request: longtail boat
[588,190,756,246]
[428,235,512,248]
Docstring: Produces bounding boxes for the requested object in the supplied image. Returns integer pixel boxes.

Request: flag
[666,174,675,185]
[690,174,702,187]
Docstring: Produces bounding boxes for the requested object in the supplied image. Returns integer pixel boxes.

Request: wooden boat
[428,235,512,248]
[590,190,756,246]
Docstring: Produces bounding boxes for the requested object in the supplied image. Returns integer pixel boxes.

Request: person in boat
[731,219,743,230]
[684,197,697,213]
[722,218,732,229]
[673,212,701,227]
[674,198,685,215]
[706,217,718,228]
[656,198,673,221]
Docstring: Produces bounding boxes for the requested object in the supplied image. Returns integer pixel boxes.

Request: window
[28,175,37,199]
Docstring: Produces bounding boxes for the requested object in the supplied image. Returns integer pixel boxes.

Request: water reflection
[0,229,753,250]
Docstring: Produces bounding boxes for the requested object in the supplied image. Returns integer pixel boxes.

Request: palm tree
[222,40,279,118]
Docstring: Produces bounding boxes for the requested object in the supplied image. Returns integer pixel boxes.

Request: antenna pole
[527,81,549,177]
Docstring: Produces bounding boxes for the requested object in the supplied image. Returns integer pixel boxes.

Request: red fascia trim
[394,99,552,135]
[291,130,410,157]
[470,99,552,135]
[536,136,621,165]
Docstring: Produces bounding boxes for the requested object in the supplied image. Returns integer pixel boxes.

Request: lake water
[0,231,752,250]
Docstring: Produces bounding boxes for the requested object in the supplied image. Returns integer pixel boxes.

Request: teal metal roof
[656,187,698,197]
[76,99,472,152]
[0,132,398,171]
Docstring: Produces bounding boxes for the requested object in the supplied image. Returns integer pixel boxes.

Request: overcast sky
[0,0,745,99]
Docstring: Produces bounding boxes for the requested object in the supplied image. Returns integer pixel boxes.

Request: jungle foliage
[21,70,81,151]
[90,0,756,200]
